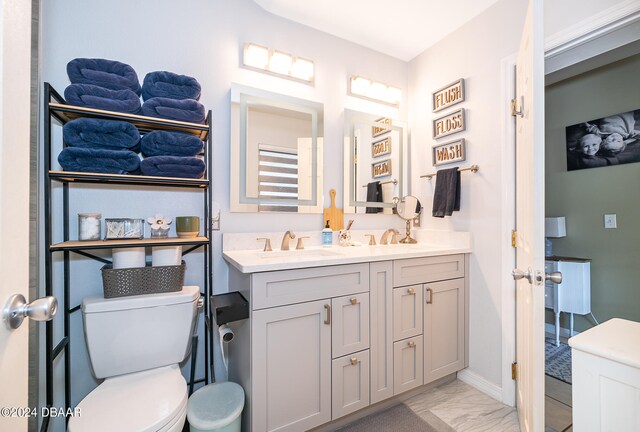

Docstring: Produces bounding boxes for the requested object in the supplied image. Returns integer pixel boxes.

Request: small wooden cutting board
[323,189,344,231]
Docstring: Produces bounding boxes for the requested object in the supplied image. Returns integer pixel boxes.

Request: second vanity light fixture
[243,43,315,84]
[349,75,402,106]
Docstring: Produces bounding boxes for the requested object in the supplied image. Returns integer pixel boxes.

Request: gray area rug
[338,403,438,432]
[545,338,572,384]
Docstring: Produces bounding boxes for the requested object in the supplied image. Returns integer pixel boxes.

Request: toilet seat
[68,364,187,432]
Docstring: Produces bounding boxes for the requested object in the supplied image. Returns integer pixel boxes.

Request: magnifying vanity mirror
[395,195,422,244]
[343,109,407,214]
[230,84,323,213]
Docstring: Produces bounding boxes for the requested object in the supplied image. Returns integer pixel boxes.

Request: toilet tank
[82,285,200,379]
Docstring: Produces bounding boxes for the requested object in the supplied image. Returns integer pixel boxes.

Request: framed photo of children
[566,108,640,171]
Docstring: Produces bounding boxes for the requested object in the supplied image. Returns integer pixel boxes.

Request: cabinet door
[393,285,423,341]
[393,336,424,395]
[331,350,370,420]
[252,300,331,432]
[424,279,464,384]
[369,261,394,404]
[332,293,370,358]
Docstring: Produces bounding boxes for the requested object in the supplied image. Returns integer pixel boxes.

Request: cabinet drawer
[393,336,424,395]
[332,293,370,358]
[393,255,464,287]
[393,285,423,341]
[331,350,370,420]
[252,263,369,310]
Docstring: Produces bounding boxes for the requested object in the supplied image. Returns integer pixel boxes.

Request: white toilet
[68,285,201,432]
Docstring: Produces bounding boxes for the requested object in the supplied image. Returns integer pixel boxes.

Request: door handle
[512,268,533,283]
[425,287,433,304]
[545,271,562,284]
[324,304,331,325]
[3,294,58,330]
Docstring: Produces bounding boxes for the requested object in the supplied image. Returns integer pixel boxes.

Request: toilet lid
[68,365,187,432]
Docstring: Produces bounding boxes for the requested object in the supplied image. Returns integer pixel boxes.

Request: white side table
[545,256,591,346]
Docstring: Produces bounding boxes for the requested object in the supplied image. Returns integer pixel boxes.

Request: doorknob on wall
[3,294,58,330]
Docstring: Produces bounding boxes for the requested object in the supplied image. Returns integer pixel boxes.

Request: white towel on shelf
[381,182,395,215]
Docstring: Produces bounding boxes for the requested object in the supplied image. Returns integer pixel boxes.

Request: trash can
[187,381,244,432]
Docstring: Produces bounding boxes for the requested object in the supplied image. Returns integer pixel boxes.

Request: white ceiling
[252,0,502,61]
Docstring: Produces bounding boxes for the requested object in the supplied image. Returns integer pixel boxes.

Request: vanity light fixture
[243,43,315,84]
[349,75,402,106]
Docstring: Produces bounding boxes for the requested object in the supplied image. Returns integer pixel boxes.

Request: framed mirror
[343,110,407,213]
[230,84,323,213]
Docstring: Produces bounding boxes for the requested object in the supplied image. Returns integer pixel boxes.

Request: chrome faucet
[380,229,400,245]
[280,230,296,251]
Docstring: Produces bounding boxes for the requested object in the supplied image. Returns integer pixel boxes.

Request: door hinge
[511,96,524,117]
[512,362,517,380]
[511,230,517,248]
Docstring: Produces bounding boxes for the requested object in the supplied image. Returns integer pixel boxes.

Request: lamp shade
[545,216,566,238]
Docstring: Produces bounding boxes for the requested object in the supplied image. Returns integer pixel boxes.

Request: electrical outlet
[604,214,617,229]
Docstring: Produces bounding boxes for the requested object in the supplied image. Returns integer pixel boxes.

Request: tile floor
[405,379,520,432]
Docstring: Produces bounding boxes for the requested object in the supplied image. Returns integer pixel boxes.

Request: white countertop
[223,243,471,273]
[568,318,640,369]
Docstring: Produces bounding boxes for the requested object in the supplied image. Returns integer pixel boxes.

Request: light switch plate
[604,214,617,229]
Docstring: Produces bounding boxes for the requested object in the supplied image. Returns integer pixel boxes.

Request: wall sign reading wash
[433,108,465,139]
[432,78,465,112]
[432,138,466,167]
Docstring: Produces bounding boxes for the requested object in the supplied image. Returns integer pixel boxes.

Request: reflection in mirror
[230,84,323,213]
[343,110,407,214]
[396,195,421,244]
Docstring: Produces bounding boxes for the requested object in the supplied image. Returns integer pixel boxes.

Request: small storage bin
[187,382,244,432]
[101,261,185,298]
[104,218,144,239]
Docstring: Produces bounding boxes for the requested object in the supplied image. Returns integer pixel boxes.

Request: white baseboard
[545,323,581,339]
[457,369,503,403]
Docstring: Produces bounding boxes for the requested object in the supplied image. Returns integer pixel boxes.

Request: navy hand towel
[432,167,460,218]
[142,71,201,101]
[58,148,140,175]
[140,156,206,179]
[141,97,206,124]
[67,58,141,95]
[366,181,383,214]
[63,118,140,152]
[141,130,204,157]
[64,84,142,114]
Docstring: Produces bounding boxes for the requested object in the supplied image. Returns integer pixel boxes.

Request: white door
[0,0,34,430]
[513,1,546,431]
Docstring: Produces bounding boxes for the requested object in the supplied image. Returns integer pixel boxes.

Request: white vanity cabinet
[393,255,467,385]
[228,252,469,432]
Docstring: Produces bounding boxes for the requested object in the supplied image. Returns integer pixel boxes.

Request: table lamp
[545,216,566,257]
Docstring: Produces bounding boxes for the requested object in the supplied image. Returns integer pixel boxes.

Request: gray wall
[545,53,640,332]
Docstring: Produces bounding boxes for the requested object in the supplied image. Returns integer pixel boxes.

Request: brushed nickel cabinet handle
[350,357,360,365]
[350,297,358,305]
[408,287,415,295]
[426,287,433,304]
[324,304,331,325]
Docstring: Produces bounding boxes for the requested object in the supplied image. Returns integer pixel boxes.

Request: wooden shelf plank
[49,102,210,140]
[49,170,209,188]
[50,236,209,251]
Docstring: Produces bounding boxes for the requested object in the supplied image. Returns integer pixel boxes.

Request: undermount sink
[258,249,345,259]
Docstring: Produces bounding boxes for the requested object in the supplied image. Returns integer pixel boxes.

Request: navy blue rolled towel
[63,118,140,152]
[141,131,204,157]
[58,148,140,175]
[141,97,205,124]
[67,58,141,95]
[64,84,141,114]
[142,71,201,101]
[140,156,206,179]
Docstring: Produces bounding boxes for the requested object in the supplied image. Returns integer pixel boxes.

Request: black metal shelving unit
[41,82,213,431]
